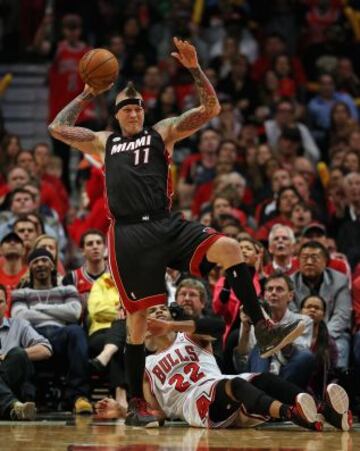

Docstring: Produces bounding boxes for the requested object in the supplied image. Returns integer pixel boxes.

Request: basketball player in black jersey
[49,37,305,427]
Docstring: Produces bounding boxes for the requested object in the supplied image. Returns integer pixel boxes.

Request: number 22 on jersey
[168,362,205,393]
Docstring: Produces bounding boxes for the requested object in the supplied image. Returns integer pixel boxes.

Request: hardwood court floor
[0,416,359,451]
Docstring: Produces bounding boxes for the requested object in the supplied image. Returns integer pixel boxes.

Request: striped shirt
[11,285,82,328]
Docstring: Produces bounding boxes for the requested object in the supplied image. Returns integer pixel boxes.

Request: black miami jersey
[104,127,172,219]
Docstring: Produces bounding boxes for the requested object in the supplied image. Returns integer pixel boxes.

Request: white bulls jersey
[145,333,267,428]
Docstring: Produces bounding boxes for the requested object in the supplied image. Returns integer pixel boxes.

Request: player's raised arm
[48,84,111,161]
[154,37,221,146]
[147,316,225,342]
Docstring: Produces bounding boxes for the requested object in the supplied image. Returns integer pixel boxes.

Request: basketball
[79,48,119,90]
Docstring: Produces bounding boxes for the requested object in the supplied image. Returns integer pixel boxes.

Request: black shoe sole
[260,320,305,358]
[124,417,160,428]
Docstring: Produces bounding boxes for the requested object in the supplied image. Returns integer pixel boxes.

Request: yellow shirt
[87,273,120,336]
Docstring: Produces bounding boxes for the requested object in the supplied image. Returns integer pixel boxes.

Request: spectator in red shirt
[251,32,306,86]
[264,224,298,276]
[33,143,69,220]
[177,128,220,208]
[256,186,301,243]
[0,232,27,313]
[34,13,95,191]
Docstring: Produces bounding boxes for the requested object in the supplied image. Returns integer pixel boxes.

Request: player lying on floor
[96,305,352,431]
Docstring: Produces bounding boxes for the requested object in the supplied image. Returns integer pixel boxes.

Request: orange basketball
[79,48,119,90]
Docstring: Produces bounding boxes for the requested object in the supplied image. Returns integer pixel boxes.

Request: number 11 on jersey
[134,148,149,166]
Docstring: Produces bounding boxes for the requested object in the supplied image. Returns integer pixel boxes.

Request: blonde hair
[32,234,59,265]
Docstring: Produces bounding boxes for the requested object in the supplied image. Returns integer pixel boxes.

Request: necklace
[35,287,52,305]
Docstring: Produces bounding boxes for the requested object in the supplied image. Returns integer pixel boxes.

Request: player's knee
[230,377,259,410]
[208,237,243,267]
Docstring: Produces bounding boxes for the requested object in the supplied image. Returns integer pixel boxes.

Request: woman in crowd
[300,295,338,397]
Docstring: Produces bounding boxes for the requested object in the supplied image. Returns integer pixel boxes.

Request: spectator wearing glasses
[290,241,351,369]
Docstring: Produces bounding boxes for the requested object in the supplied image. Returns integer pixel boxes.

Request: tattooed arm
[154,38,220,152]
[48,84,111,161]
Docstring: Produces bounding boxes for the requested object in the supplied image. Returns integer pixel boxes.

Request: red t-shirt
[0,265,27,316]
[48,40,96,123]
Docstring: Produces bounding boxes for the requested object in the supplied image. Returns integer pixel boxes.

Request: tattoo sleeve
[173,67,220,133]
[49,92,98,145]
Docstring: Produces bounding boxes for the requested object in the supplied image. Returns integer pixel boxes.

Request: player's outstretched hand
[171,37,198,69]
[147,317,173,336]
[95,397,125,419]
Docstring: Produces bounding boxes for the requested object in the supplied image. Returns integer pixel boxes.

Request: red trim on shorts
[189,233,223,277]
[107,222,167,314]
[164,148,173,210]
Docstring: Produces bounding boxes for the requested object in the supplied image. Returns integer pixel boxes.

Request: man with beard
[10,248,92,414]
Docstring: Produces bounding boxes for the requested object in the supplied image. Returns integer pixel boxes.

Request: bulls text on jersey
[151,345,199,384]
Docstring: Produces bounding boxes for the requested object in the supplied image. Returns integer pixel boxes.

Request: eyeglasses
[299,253,323,262]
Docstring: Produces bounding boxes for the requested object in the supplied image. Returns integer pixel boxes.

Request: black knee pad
[230,377,273,416]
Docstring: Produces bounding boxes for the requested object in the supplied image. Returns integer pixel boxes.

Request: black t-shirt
[104,127,171,219]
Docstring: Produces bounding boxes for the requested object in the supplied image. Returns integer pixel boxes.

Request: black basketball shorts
[107,212,222,313]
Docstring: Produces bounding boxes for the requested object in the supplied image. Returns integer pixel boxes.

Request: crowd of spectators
[0,0,360,420]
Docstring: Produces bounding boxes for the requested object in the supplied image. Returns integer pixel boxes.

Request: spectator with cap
[264,224,298,276]
[0,232,27,310]
[10,248,92,414]
[0,284,52,420]
[291,241,352,369]
[298,222,351,279]
[264,99,320,162]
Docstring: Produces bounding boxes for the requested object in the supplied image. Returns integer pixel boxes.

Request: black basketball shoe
[319,383,352,431]
[289,393,323,431]
[255,319,305,358]
[125,398,160,428]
